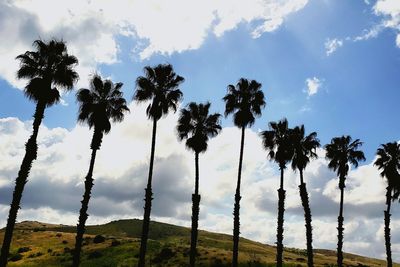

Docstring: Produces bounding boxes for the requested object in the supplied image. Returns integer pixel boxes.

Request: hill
[0,219,396,266]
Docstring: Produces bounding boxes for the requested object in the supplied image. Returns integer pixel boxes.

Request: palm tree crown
[325,136,365,186]
[223,78,265,128]
[261,118,293,169]
[134,64,184,121]
[177,102,222,154]
[375,142,400,200]
[16,39,79,106]
[76,74,129,148]
[290,125,320,172]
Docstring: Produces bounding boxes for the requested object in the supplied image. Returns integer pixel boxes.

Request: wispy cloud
[325,38,343,56]
[353,24,384,42]
[324,0,400,56]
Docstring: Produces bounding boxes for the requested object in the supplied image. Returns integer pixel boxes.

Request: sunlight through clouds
[0,0,309,88]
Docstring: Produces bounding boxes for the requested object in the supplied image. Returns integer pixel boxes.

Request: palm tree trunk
[299,169,313,267]
[72,130,102,267]
[232,126,245,267]
[190,152,200,267]
[276,166,285,267]
[337,177,345,267]
[384,187,392,267]
[138,119,157,267]
[0,101,46,267]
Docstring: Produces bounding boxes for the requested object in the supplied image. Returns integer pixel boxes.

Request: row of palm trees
[0,39,398,267]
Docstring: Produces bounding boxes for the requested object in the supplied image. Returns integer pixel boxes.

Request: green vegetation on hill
[0,220,396,267]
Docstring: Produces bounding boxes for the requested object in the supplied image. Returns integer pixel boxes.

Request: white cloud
[325,38,343,56]
[333,1,400,51]
[354,24,384,42]
[0,0,308,88]
[352,0,400,47]
[305,77,322,96]
[1,105,399,261]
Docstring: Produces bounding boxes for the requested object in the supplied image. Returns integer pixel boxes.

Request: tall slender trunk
[72,130,102,267]
[299,169,313,267]
[337,176,345,267]
[190,152,200,267]
[384,187,392,267]
[138,119,157,267]
[232,126,245,267]
[276,166,285,267]
[0,101,46,267]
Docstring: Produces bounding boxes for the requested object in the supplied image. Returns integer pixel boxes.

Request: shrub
[88,251,103,259]
[111,240,121,247]
[17,247,30,253]
[93,235,106,244]
[152,247,176,263]
[9,253,23,262]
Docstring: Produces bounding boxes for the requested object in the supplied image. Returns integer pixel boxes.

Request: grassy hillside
[0,219,396,267]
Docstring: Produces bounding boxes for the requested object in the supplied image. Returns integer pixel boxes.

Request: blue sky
[1,0,400,261]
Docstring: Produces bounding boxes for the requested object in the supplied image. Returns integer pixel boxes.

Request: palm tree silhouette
[374,142,400,267]
[72,74,129,266]
[290,125,320,267]
[0,39,78,266]
[177,102,222,267]
[134,64,184,267]
[261,118,293,267]
[223,78,265,267]
[325,136,365,267]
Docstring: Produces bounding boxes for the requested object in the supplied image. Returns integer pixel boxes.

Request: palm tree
[290,125,320,267]
[134,64,184,267]
[261,119,293,267]
[0,39,78,266]
[223,78,265,267]
[177,102,222,267]
[374,142,400,267]
[325,136,365,267]
[72,74,129,266]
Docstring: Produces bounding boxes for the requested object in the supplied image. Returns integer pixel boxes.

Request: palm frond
[176,101,221,153]
[223,78,265,128]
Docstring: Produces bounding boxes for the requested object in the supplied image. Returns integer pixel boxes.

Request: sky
[0,0,400,262]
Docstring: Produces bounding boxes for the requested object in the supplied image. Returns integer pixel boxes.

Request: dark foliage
[93,235,106,244]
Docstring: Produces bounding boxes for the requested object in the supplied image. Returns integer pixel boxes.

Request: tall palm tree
[72,74,129,266]
[0,39,78,266]
[177,102,221,267]
[223,78,265,267]
[290,125,320,267]
[134,64,184,267]
[374,142,400,267]
[325,136,365,267]
[261,119,293,267]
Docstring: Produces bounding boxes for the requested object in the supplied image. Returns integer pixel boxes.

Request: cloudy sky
[1,0,400,262]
